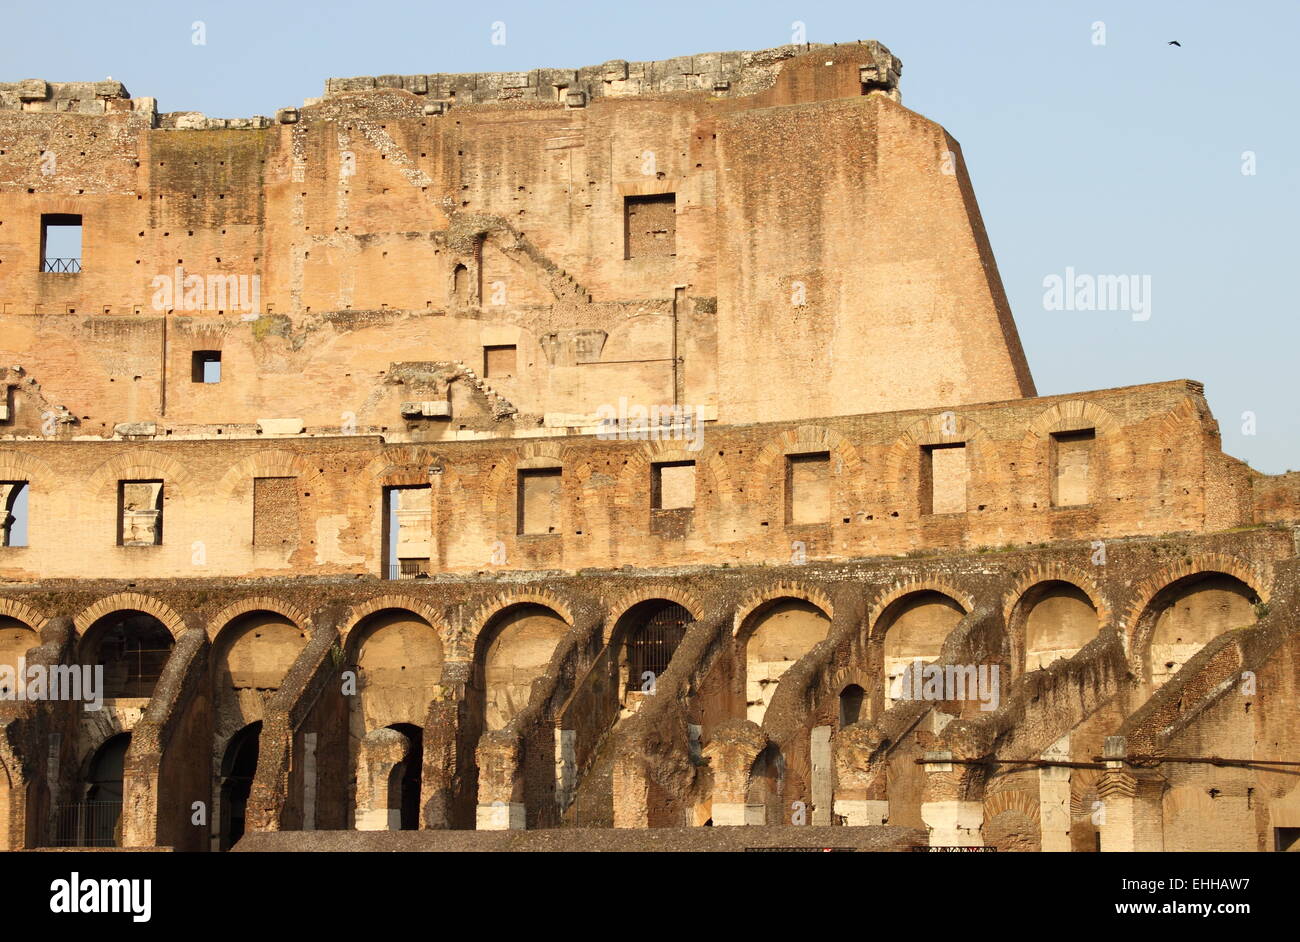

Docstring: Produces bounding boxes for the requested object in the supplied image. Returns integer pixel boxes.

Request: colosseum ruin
[0,40,1296,853]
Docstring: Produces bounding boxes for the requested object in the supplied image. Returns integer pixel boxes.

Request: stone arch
[983,788,1041,852]
[74,593,185,639]
[208,596,308,642]
[1023,399,1121,442]
[84,450,194,501]
[871,583,970,707]
[479,442,571,535]
[735,589,833,725]
[734,582,835,637]
[1018,400,1121,509]
[77,608,176,699]
[1069,767,1103,852]
[746,425,865,527]
[216,450,320,501]
[345,606,444,797]
[0,452,55,491]
[1005,566,1107,674]
[607,585,703,643]
[0,606,40,695]
[883,413,990,495]
[868,579,975,635]
[609,596,697,704]
[0,598,44,630]
[1125,559,1265,688]
[340,595,445,644]
[472,599,571,732]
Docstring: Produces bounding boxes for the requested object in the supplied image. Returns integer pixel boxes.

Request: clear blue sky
[5,0,1297,472]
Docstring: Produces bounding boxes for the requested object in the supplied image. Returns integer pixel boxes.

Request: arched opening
[745,744,784,826]
[55,732,129,847]
[839,684,865,727]
[616,599,692,708]
[0,616,39,697]
[477,603,568,732]
[452,263,469,302]
[219,721,261,851]
[1145,573,1258,688]
[80,610,174,698]
[347,609,440,829]
[879,591,966,708]
[1021,581,1099,672]
[387,723,423,830]
[740,598,832,724]
[212,611,307,729]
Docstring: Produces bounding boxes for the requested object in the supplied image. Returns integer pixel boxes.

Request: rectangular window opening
[1,481,29,547]
[40,213,82,273]
[189,348,220,381]
[118,480,163,546]
[517,467,562,535]
[1051,429,1095,507]
[383,484,432,579]
[652,461,696,510]
[192,350,222,383]
[921,443,967,515]
[483,344,516,380]
[785,452,830,525]
[624,193,676,259]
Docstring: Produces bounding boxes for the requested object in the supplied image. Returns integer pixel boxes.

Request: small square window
[652,461,695,510]
[484,345,516,380]
[119,480,163,546]
[192,351,221,383]
[40,213,82,273]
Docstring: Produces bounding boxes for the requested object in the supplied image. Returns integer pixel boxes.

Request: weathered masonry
[1,41,1298,852]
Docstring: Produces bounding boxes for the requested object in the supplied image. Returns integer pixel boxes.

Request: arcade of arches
[0,542,1295,852]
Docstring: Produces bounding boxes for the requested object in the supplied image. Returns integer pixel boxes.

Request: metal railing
[386,560,431,580]
[41,257,81,273]
[51,800,122,847]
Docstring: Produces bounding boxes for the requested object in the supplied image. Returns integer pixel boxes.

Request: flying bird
[1168,40,1182,46]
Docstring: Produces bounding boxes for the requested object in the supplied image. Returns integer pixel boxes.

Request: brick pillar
[920,750,984,847]
[1097,736,1166,852]
[701,723,766,826]
[1038,734,1072,852]
[474,731,524,830]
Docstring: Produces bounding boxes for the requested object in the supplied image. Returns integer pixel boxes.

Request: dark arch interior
[839,684,865,726]
[83,610,174,698]
[387,722,423,830]
[622,600,692,692]
[55,732,129,847]
[219,721,262,851]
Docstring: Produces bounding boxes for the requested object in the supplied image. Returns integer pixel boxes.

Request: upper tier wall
[0,41,1033,434]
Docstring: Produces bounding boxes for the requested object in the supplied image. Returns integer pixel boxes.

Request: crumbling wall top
[322,39,902,105]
